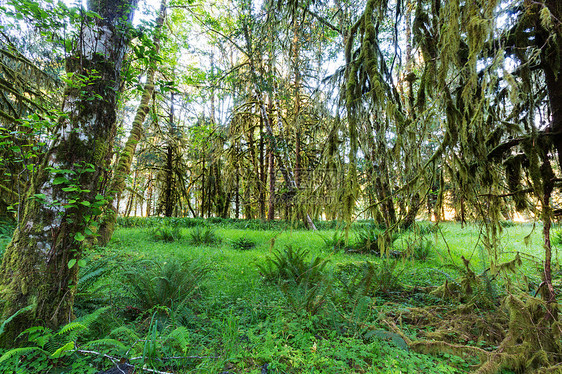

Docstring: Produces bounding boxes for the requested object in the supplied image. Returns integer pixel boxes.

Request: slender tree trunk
[259,117,266,220]
[96,1,166,245]
[201,157,206,218]
[146,175,153,217]
[164,144,174,217]
[235,158,240,219]
[267,144,275,221]
[0,0,137,344]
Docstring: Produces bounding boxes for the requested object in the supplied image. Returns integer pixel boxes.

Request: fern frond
[56,322,87,337]
[0,305,33,338]
[50,341,75,358]
[82,338,128,352]
[109,326,141,345]
[0,347,47,363]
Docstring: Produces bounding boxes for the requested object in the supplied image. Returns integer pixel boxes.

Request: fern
[82,338,128,353]
[0,305,33,338]
[108,326,142,346]
[56,322,87,337]
[163,326,190,355]
[121,258,207,313]
[0,347,47,364]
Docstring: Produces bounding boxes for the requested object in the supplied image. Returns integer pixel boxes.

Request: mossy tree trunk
[0,0,136,345]
[97,0,166,246]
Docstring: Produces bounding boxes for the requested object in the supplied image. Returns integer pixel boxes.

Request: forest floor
[0,218,557,373]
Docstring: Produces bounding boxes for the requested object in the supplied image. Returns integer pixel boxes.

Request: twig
[74,349,119,364]
[129,355,219,361]
[139,368,173,374]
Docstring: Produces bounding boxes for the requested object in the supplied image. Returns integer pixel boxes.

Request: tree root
[383,294,562,373]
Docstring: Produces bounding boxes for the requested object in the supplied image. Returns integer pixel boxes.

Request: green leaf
[51,341,75,358]
[80,201,91,207]
[74,232,85,242]
[0,305,33,338]
[53,177,68,185]
[67,259,77,269]
[78,259,86,268]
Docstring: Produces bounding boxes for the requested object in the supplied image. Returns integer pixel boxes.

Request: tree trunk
[267,144,275,221]
[259,116,266,220]
[96,0,166,245]
[0,0,137,345]
[164,144,174,217]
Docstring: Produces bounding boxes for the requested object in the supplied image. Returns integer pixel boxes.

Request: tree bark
[96,0,166,245]
[0,0,137,345]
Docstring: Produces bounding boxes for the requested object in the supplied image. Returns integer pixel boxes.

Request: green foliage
[0,308,111,373]
[411,222,439,236]
[257,245,331,315]
[230,236,256,250]
[150,225,183,242]
[120,258,207,315]
[187,226,220,245]
[552,228,562,247]
[257,245,328,285]
[321,230,347,252]
[335,260,403,299]
[0,219,14,262]
[351,225,398,255]
[406,238,433,261]
[500,220,517,228]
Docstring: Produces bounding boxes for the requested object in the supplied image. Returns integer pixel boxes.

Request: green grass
[0,219,558,373]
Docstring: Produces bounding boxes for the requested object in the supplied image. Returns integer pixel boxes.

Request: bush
[257,245,331,315]
[405,239,433,261]
[121,258,207,315]
[335,260,403,299]
[231,237,256,250]
[257,245,328,285]
[188,226,220,245]
[150,225,183,242]
[351,225,398,255]
[321,230,347,252]
[412,222,438,235]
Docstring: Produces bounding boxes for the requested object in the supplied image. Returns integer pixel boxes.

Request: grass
[0,218,557,373]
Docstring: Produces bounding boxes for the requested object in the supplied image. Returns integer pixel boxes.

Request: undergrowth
[0,220,554,373]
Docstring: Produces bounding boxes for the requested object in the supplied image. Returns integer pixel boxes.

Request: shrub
[150,225,182,242]
[499,220,516,228]
[404,239,433,261]
[321,230,347,252]
[335,260,403,299]
[412,222,438,235]
[257,245,331,315]
[188,226,220,245]
[351,225,398,255]
[121,258,207,314]
[257,245,328,285]
[231,237,256,250]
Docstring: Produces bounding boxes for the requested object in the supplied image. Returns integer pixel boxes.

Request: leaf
[52,177,68,185]
[0,305,33,338]
[67,259,77,269]
[50,341,74,358]
[74,232,85,242]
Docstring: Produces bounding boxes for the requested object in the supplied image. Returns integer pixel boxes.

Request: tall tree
[0,0,137,343]
[97,0,167,245]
